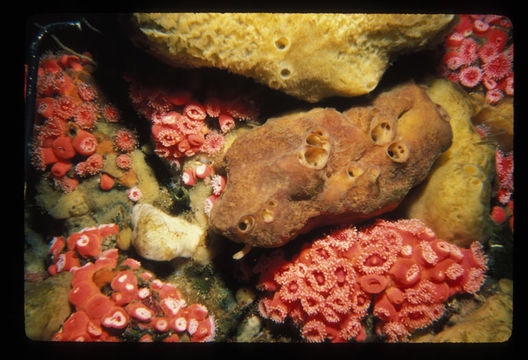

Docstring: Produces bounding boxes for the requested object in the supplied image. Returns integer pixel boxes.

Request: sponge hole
[347,165,364,179]
[237,215,255,234]
[305,129,328,146]
[370,121,393,145]
[302,147,329,169]
[298,129,330,169]
[306,133,326,147]
[267,199,278,208]
[280,68,291,78]
[274,37,289,50]
[386,142,409,163]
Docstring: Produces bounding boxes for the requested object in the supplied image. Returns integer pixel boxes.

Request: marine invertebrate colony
[210,82,452,251]
[490,148,514,230]
[253,219,487,342]
[24,14,511,345]
[47,225,215,342]
[30,51,139,194]
[127,76,258,168]
[439,15,513,104]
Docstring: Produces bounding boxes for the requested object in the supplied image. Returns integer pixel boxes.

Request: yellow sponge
[400,79,495,247]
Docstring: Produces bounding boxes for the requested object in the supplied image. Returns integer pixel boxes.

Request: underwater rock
[210,82,452,249]
[35,180,90,220]
[399,79,495,247]
[127,13,454,102]
[33,147,164,234]
[129,149,161,203]
[188,179,215,229]
[25,272,73,340]
[236,315,263,342]
[24,218,53,275]
[131,203,210,263]
[413,278,513,342]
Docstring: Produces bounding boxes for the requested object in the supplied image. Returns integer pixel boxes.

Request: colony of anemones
[47,224,216,342]
[489,148,514,230]
[30,52,139,195]
[126,76,259,169]
[438,15,513,104]
[250,219,488,343]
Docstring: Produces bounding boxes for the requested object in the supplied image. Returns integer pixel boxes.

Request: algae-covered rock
[399,79,495,247]
[413,278,513,342]
[188,179,213,228]
[236,315,263,342]
[130,149,160,204]
[32,146,164,235]
[35,180,90,220]
[127,13,453,102]
[131,203,210,264]
[24,272,73,340]
[210,82,452,249]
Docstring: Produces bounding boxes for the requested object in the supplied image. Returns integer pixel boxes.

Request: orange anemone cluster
[30,52,136,193]
[251,219,488,343]
[127,77,259,168]
[48,225,215,342]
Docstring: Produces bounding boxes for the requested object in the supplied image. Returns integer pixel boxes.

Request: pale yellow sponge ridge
[128,13,454,102]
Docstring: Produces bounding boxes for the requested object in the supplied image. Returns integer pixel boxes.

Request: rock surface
[210,82,452,248]
[413,278,513,342]
[131,203,209,263]
[24,272,73,340]
[127,13,454,102]
[399,79,495,247]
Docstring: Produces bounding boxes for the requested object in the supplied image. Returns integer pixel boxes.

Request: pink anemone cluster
[30,52,135,193]
[115,154,133,170]
[251,219,487,342]
[181,162,226,216]
[113,128,138,153]
[490,148,514,230]
[31,52,99,192]
[47,225,215,342]
[127,77,258,168]
[438,15,513,104]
